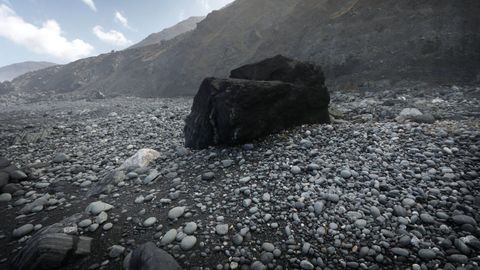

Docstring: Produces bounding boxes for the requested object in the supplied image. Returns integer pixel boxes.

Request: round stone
[161,229,177,245]
[452,215,477,226]
[291,166,301,174]
[13,224,34,238]
[109,245,125,258]
[103,223,113,230]
[183,222,197,234]
[340,169,352,178]
[180,236,197,250]
[300,260,314,270]
[78,219,92,228]
[391,247,409,257]
[168,206,185,219]
[0,193,12,202]
[355,219,367,229]
[215,224,229,235]
[418,249,436,260]
[420,213,435,224]
[232,234,243,245]
[201,172,215,181]
[85,201,114,215]
[96,211,108,224]
[143,217,157,227]
[262,242,275,252]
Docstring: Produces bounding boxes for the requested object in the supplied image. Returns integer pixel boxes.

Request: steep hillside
[11,0,480,97]
[129,16,204,50]
[0,61,56,82]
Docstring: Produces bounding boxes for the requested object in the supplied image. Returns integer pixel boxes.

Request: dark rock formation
[10,214,92,270]
[125,242,181,270]
[230,55,325,87]
[184,56,330,149]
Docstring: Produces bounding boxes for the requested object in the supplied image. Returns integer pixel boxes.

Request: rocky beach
[0,84,479,269]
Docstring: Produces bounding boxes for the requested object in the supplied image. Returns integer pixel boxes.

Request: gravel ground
[0,85,479,270]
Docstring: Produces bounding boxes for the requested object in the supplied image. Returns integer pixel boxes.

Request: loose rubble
[0,85,479,269]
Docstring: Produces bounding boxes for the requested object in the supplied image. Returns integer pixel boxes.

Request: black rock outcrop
[10,214,92,270]
[184,56,330,149]
[125,242,181,270]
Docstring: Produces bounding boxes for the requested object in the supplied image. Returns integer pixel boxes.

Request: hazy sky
[0,0,234,67]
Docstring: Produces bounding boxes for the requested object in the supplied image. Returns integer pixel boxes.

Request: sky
[0,0,234,67]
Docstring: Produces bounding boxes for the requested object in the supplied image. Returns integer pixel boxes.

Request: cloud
[196,0,234,12]
[92,25,131,46]
[114,11,130,29]
[81,0,96,12]
[197,0,211,11]
[0,4,94,61]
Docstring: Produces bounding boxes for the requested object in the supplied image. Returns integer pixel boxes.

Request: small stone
[201,172,215,181]
[52,153,69,163]
[103,223,113,230]
[418,249,436,260]
[168,207,185,219]
[10,170,28,181]
[12,224,34,238]
[143,217,157,227]
[300,260,314,270]
[180,236,197,250]
[183,222,197,234]
[0,193,12,202]
[452,215,477,226]
[96,211,108,224]
[340,169,352,179]
[291,166,301,174]
[391,247,409,257]
[355,219,367,229]
[262,242,274,252]
[420,213,435,224]
[85,201,114,215]
[447,254,468,264]
[161,229,177,245]
[215,224,228,235]
[78,219,93,228]
[109,245,125,258]
[232,234,243,245]
[370,206,381,217]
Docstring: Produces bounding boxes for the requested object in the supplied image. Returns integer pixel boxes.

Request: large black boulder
[184,56,330,149]
[230,54,325,87]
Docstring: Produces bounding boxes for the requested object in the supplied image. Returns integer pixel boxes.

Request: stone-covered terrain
[0,85,479,269]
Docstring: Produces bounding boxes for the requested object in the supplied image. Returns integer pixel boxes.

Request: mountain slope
[129,16,204,50]
[11,0,480,97]
[0,61,56,82]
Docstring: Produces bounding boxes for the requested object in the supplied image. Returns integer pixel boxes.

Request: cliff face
[11,0,480,97]
[128,16,205,50]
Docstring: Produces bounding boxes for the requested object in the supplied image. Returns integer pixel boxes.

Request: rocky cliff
[11,0,480,97]
[128,16,204,50]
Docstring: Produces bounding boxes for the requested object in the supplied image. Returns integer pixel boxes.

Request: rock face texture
[9,0,480,97]
[10,214,92,270]
[128,16,204,50]
[184,56,330,149]
[125,242,181,270]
